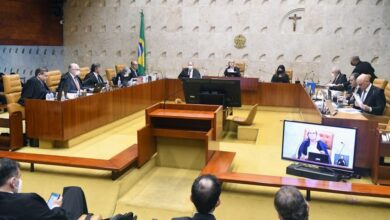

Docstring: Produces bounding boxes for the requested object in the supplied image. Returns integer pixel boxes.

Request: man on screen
[297,129,331,164]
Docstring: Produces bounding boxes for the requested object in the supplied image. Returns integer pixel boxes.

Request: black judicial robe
[82,72,104,88]
[18,76,50,106]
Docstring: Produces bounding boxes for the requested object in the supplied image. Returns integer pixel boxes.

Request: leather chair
[79,67,90,81]
[236,62,246,77]
[3,74,25,118]
[286,69,293,83]
[105,69,116,86]
[383,84,390,116]
[46,70,62,92]
[233,104,258,125]
[115,64,126,74]
[373,78,388,90]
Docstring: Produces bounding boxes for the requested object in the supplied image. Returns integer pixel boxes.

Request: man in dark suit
[328,67,348,91]
[350,56,377,82]
[129,60,140,78]
[178,62,201,79]
[346,73,360,104]
[57,63,83,93]
[354,74,386,115]
[172,174,221,220]
[82,63,105,88]
[224,61,241,77]
[18,67,50,106]
[274,186,309,220]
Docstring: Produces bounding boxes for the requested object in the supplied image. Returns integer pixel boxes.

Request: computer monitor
[182,78,241,107]
[282,120,357,172]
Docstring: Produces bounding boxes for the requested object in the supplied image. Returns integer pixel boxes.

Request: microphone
[337,141,345,155]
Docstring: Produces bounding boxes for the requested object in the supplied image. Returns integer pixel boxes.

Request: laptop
[308,152,330,164]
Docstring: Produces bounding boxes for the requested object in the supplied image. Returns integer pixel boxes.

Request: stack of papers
[353,93,364,109]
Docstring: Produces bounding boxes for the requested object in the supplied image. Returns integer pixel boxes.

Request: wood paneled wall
[0,0,63,45]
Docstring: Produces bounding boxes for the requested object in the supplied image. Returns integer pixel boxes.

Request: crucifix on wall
[289,14,302,32]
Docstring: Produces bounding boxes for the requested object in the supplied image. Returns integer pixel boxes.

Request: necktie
[73,76,80,90]
[96,74,101,83]
[361,91,366,102]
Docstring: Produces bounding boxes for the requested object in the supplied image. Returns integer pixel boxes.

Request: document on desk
[353,93,364,108]
[337,108,362,114]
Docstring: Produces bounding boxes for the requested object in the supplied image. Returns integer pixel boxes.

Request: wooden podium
[137,103,223,168]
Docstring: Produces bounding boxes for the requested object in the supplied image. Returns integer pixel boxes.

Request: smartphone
[47,193,60,209]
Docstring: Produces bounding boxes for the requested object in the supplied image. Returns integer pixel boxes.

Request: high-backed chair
[233,104,258,125]
[79,67,90,81]
[383,84,390,116]
[105,69,116,86]
[286,69,293,83]
[115,64,126,74]
[3,74,25,118]
[236,62,246,77]
[46,70,62,92]
[373,78,388,90]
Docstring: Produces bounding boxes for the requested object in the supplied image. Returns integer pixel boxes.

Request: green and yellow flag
[137,11,146,76]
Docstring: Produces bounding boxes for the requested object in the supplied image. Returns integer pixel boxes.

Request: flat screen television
[282,120,357,172]
[182,78,241,107]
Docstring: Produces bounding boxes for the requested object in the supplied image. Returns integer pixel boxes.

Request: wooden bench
[201,150,390,200]
[0,144,138,180]
[0,111,23,151]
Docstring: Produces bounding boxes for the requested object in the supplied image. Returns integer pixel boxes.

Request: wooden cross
[289,14,302,32]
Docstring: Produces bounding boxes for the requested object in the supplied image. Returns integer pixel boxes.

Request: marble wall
[63,0,390,82]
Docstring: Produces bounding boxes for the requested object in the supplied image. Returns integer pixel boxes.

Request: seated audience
[350,56,377,82]
[297,129,331,164]
[353,74,385,115]
[345,73,360,104]
[18,67,50,106]
[172,174,221,220]
[178,62,201,79]
[274,186,309,220]
[224,61,241,77]
[271,65,289,83]
[328,67,347,91]
[82,63,105,88]
[0,158,95,220]
[58,63,83,93]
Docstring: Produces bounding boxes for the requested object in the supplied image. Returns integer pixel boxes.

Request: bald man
[328,67,347,91]
[172,174,221,220]
[354,74,385,115]
[57,63,83,93]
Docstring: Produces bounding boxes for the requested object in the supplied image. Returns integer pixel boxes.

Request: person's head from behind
[191,174,221,214]
[274,186,309,220]
[331,67,340,78]
[130,61,138,70]
[68,63,80,77]
[0,158,22,193]
[356,74,371,90]
[35,67,49,82]
[350,56,360,66]
[276,65,286,75]
[91,63,101,74]
[228,60,235,68]
[349,73,359,88]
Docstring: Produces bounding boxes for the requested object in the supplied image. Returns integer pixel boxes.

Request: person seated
[82,63,105,88]
[353,74,386,115]
[274,186,309,220]
[271,65,289,83]
[350,56,377,82]
[18,67,50,106]
[0,158,97,220]
[345,73,360,104]
[129,60,140,78]
[297,129,331,164]
[172,174,221,220]
[328,67,347,91]
[178,61,201,79]
[114,67,132,86]
[58,63,83,93]
[224,61,241,77]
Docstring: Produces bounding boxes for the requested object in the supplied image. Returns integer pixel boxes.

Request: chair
[79,67,90,81]
[115,64,126,74]
[286,69,293,83]
[233,104,258,125]
[105,69,116,86]
[236,62,246,77]
[3,74,25,118]
[383,84,390,116]
[378,120,390,132]
[46,70,62,92]
[373,78,388,90]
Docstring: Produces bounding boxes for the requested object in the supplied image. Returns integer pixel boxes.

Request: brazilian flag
[137,11,146,76]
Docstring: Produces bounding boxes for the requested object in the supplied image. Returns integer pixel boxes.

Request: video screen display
[282,121,357,171]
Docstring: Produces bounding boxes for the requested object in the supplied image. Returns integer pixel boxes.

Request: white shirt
[188,69,193,78]
[72,75,81,90]
[361,83,372,103]
[307,141,322,155]
[93,72,101,83]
